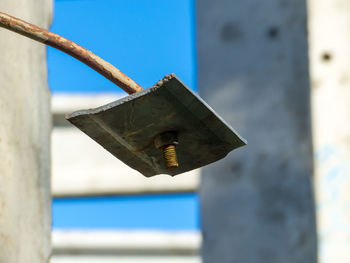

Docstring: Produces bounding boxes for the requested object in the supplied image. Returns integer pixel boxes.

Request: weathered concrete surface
[308,1,350,262]
[197,0,317,262]
[0,1,52,262]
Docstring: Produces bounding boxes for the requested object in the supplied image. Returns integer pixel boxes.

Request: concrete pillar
[197,0,317,262]
[0,1,52,262]
[308,1,350,262]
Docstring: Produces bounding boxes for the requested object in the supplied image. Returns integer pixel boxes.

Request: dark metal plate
[66,74,246,177]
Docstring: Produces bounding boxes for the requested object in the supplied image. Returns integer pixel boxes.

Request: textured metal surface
[67,74,246,177]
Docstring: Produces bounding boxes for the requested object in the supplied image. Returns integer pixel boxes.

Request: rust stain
[163,112,176,121]
[0,233,11,246]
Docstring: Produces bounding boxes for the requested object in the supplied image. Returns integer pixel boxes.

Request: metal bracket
[67,74,246,177]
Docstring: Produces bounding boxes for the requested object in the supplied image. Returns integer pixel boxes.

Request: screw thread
[162,144,178,169]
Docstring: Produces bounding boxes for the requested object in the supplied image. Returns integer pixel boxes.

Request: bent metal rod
[0,11,143,95]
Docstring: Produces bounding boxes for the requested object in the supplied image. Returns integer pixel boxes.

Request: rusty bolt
[154,131,179,169]
[161,144,178,169]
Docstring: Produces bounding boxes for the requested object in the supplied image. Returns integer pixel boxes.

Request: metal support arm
[0,11,143,95]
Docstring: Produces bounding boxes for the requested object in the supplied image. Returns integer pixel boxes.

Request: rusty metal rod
[0,11,143,95]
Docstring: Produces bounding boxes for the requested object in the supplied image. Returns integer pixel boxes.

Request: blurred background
[49,0,350,263]
[1,0,349,262]
[50,0,201,262]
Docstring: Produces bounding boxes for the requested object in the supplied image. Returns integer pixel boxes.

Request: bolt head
[154,131,178,149]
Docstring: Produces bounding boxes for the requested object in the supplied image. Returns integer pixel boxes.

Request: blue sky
[53,193,200,230]
[48,0,197,93]
[50,0,199,231]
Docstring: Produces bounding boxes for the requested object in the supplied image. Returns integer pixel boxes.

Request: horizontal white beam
[52,127,199,196]
[52,230,201,253]
[51,255,201,263]
[52,93,125,115]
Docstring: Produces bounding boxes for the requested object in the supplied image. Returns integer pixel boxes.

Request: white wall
[0,1,52,262]
[308,0,350,262]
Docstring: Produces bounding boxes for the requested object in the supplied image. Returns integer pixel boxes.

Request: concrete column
[308,1,350,262]
[0,1,52,262]
[197,0,317,262]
